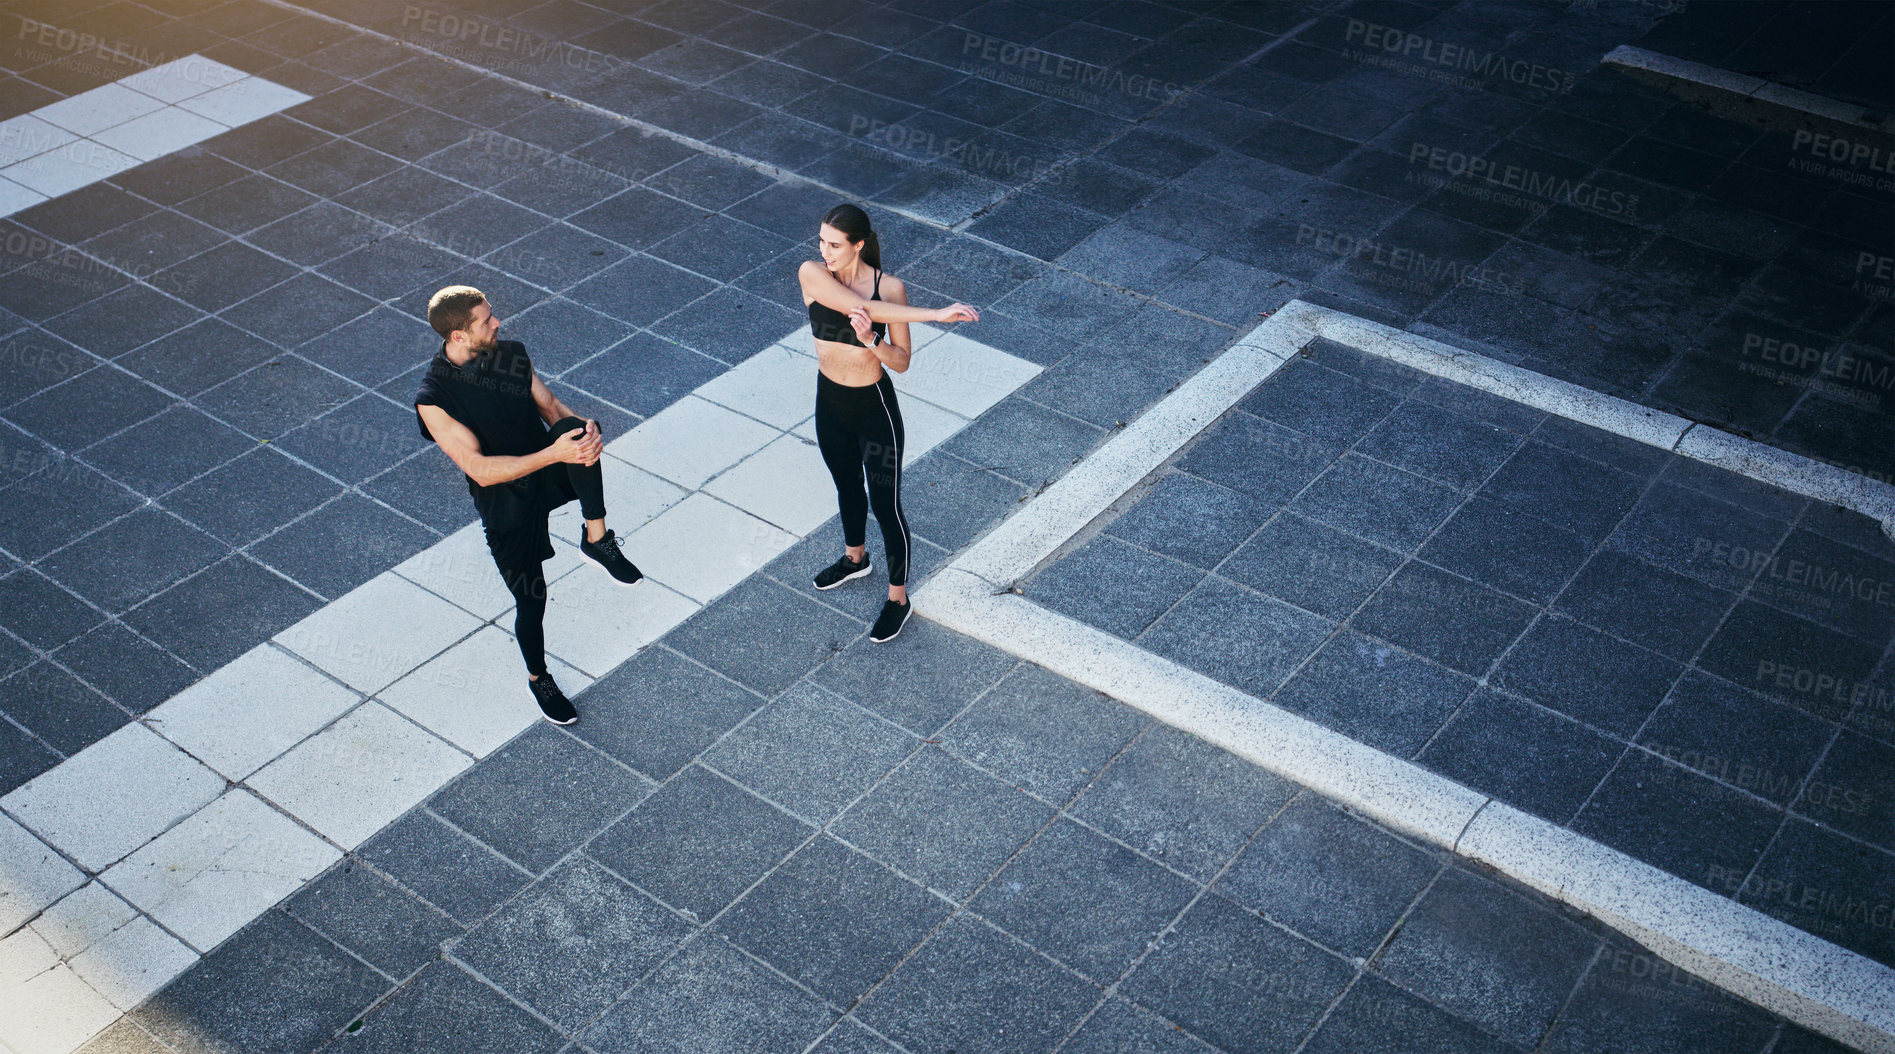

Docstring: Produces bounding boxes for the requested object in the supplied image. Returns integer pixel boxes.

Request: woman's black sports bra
[809,266,888,347]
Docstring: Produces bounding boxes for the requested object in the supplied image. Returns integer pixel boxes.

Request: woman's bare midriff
[814,338,887,387]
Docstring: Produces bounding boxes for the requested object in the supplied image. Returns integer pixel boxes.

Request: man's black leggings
[814,372,910,587]
[492,416,604,677]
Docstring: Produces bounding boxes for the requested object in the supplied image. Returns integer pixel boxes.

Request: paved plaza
[0,0,1891,1050]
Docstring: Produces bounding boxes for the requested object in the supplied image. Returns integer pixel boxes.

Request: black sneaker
[580,528,643,586]
[869,599,912,643]
[529,674,577,725]
[813,553,872,590]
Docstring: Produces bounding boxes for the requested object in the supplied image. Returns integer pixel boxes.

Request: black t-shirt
[413,340,561,546]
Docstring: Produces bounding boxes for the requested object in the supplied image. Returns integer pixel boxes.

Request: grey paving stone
[833,746,1055,901]
[166,447,344,546]
[1378,867,1597,1048]
[1103,471,1271,572]
[0,459,143,562]
[717,835,949,1005]
[1030,535,1203,640]
[1573,749,1783,891]
[51,622,197,715]
[0,570,102,654]
[430,724,654,874]
[1528,413,1669,479]
[195,353,363,440]
[332,962,563,1054]
[1158,255,1301,328]
[1274,628,1478,758]
[1071,722,1297,885]
[360,451,477,534]
[1142,576,1335,698]
[1420,689,1627,825]
[251,493,437,600]
[1218,793,1438,959]
[647,286,804,366]
[571,646,765,779]
[1796,731,1895,852]
[121,554,322,670]
[991,270,1143,344]
[299,306,439,390]
[1302,974,1518,1054]
[1701,598,1888,721]
[972,817,1195,982]
[454,857,693,1030]
[246,201,392,270]
[286,860,461,979]
[1481,440,1646,544]
[1177,411,1342,505]
[566,253,719,328]
[1540,940,1779,1054]
[1123,890,1354,1054]
[1752,528,1895,644]
[119,317,278,399]
[1555,549,1738,662]
[39,506,226,614]
[359,810,530,928]
[570,186,710,250]
[810,1018,905,1053]
[1238,360,1400,447]
[40,283,204,361]
[1417,497,1593,606]
[703,680,914,824]
[1015,349,1177,430]
[274,392,430,484]
[1355,563,1537,679]
[0,661,125,756]
[0,706,58,793]
[811,617,1018,736]
[1604,482,1787,594]
[1735,818,1895,967]
[583,935,836,1054]
[1056,223,1204,295]
[133,910,388,1054]
[938,396,1104,488]
[590,764,811,922]
[1491,615,1681,738]
[1290,454,1464,553]
[941,662,1149,803]
[898,451,1030,552]
[902,237,1048,306]
[504,297,640,379]
[668,577,864,698]
[1635,670,1831,808]
[648,213,795,283]
[157,240,303,314]
[856,912,1099,1054]
[79,209,229,275]
[1098,304,1239,380]
[1062,997,1213,1054]
[1360,400,1525,493]
[967,192,1113,261]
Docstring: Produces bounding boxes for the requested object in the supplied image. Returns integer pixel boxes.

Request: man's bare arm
[417,403,596,485]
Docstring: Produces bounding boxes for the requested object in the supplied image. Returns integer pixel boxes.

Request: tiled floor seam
[912,300,1895,1053]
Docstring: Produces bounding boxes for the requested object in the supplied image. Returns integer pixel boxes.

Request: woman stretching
[800,203,978,642]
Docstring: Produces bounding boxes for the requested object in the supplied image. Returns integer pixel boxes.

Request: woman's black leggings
[492,417,605,678]
[814,371,911,587]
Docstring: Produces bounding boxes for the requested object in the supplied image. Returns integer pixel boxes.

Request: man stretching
[413,286,641,725]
